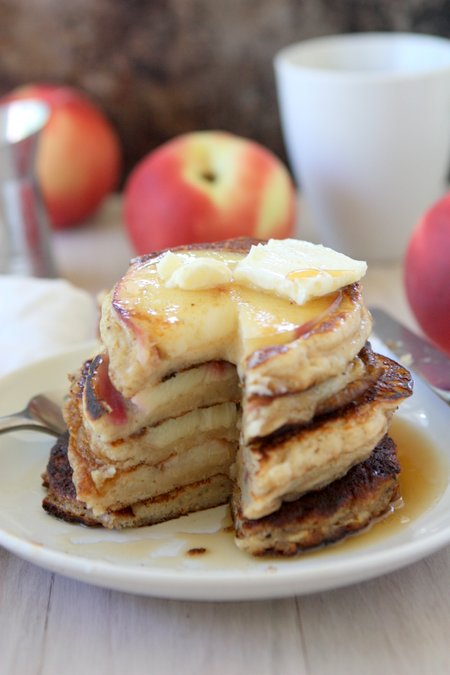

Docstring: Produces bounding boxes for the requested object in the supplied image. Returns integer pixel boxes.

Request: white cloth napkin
[0,276,97,378]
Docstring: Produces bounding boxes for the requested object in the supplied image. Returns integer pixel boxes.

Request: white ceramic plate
[0,338,449,601]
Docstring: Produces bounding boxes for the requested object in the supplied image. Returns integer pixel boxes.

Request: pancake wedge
[65,363,239,515]
[242,343,382,442]
[83,354,240,442]
[237,354,412,520]
[232,435,400,556]
[43,432,232,529]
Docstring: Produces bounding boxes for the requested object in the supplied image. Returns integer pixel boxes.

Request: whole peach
[404,192,450,355]
[124,131,296,252]
[2,84,122,229]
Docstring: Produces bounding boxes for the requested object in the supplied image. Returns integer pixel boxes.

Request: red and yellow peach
[404,192,450,355]
[2,84,122,229]
[124,131,297,252]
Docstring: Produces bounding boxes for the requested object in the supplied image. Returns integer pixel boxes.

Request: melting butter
[156,239,367,304]
[234,239,367,305]
[157,251,233,290]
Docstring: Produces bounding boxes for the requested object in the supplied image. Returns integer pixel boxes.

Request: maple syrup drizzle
[287,268,348,280]
[311,417,449,555]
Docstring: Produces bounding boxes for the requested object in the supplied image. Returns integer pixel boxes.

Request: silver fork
[0,392,66,436]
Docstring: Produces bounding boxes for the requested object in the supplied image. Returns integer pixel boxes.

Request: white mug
[274,33,450,260]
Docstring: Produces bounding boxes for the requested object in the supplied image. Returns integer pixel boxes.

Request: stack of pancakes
[43,238,412,555]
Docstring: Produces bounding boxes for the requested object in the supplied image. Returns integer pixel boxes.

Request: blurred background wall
[1,0,449,178]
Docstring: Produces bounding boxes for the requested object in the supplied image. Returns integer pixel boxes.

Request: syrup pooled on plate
[313,417,450,555]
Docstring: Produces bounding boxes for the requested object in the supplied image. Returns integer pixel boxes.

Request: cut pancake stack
[43,238,413,555]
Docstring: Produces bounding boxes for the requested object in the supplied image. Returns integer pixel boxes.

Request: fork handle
[0,413,60,436]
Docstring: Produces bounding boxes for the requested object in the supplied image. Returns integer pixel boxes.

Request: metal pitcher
[0,98,57,277]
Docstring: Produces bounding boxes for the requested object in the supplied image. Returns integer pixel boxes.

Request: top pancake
[99,238,372,399]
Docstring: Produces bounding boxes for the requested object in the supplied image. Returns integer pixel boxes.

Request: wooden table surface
[1,197,449,675]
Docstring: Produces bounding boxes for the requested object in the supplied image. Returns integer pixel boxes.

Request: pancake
[100,240,371,398]
[43,432,232,529]
[242,342,382,442]
[83,353,240,442]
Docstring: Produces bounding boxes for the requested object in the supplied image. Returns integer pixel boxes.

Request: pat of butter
[156,251,233,290]
[234,239,367,304]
